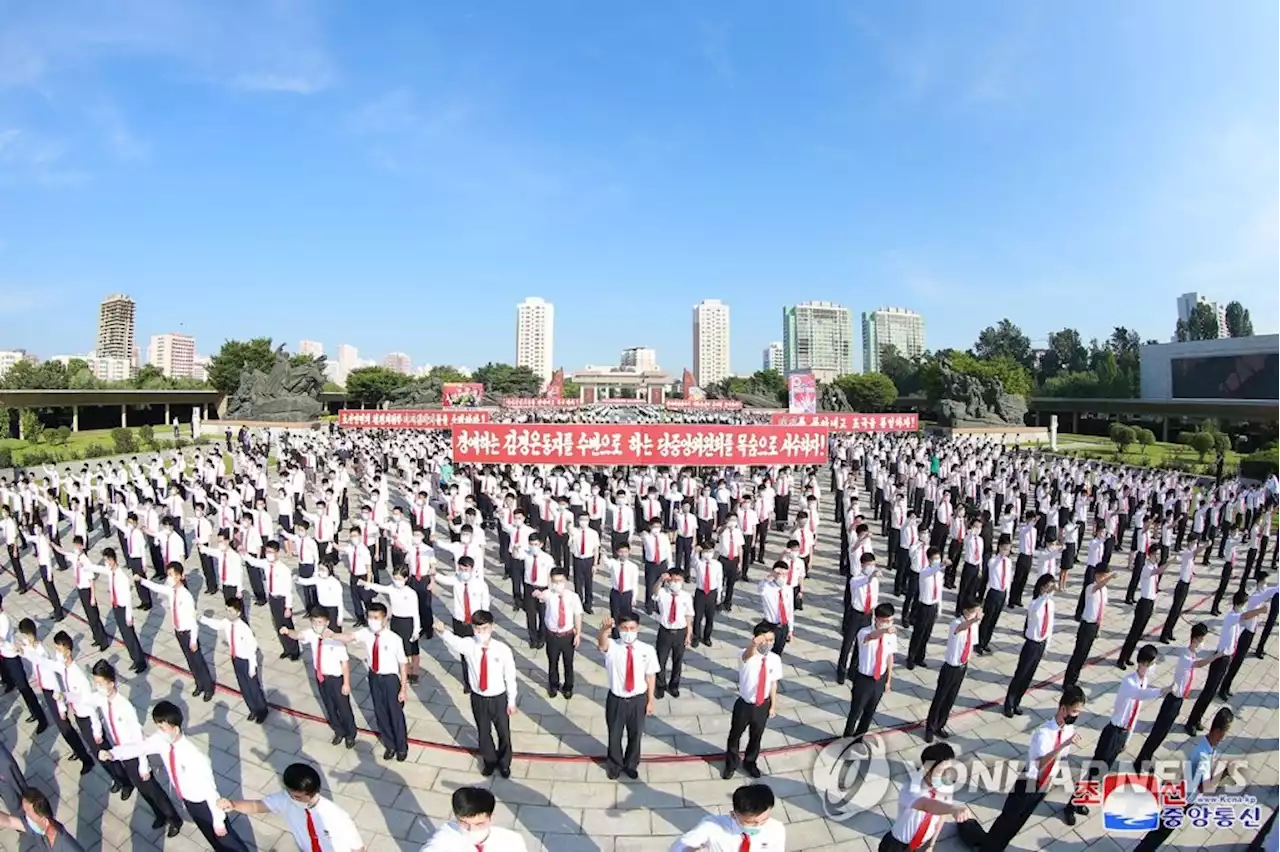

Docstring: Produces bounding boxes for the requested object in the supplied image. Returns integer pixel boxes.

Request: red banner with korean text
[665,399,744,411]
[769,412,918,432]
[441,382,485,407]
[451,424,830,465]
[788,373,817,414]
[338,409,491,429]
[500,397,582,409]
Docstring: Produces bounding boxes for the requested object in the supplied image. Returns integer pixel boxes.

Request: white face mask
[459,824,490,842]
[619,630,638,645]
[368,620,384,633]
[669,582,683,593]
[474,630,492,646]
[551,582,566,593]
[392,578,406,587]
[458,571,472,582]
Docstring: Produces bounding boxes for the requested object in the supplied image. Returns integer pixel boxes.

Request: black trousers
[1160,581,1190,642]
[317,675,357,740]
[129,557,153,608]
[1256,598,1278,655]
[471,691,513,772]
[112,607,147,670]
[977,588,1006,650]
[43,691,92,763]
[754,521,769,562]
[121,758,181,827]
[1118,598,1154,665]
[608,590,634,639]
[1004,639,1045,712]
[1088,722,1129,778]
[369,672,407,754]
[724,696,770,771]
[1126,553,1147,603]
[719,556,741,608]
[981,779,1045,852]
[409,577,434,639]
[838,610,871,678]
[545,630,576,692]
[925,663,966,734]
[523,586,547,644]
[900,571,920,625]
[643,561,666,613]
[1010,554,1032,607]
[907,603,937,665]
[605,692,647,773]
[232,657,268,718]
[572,557,595,613]
[186,799,250,852]
[655,626,686,692]
[1075,565,1098,620]
[1219,630,1255,696]
[692,588,718,642]
[1063,621,1099,688]
[1212,562,1234,613]
[1186,656,1230,729]
[956,562,980,615]
[674,537,693,573]
[76,591,106,651]
[842,672,886,740]
[176,631,215,695]
[74,714,121,785]
[268,596,299,658]
[0,657,43,723]
[1134,693,1183,772]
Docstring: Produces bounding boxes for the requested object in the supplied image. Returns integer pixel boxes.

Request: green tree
[19,410,44,444]
[427,365,473,384]
[1186,302,1220,341]
[878,345,925,395]
[834,372,899,411]
[1038,328,1088,385]
[923,351,1033,400]
[134,364,170,389]
[561,379,581,400]
[1041,370,1104,398]
[1188,431,1215,461]
[1224,301,1254,338]
[1136,428,1156,456]
[344,366,411,406]
[1108,422,1136,454]
[207,338,277,395]
[471,363,543,396]
[973,319,1033,369]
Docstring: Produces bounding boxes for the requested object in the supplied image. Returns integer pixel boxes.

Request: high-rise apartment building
[192,355,210,382]
[861,307,926,374]
[516,297,555,386]
[147,332,197,379]
[381,352,412,374]
[96,294,136,360]
[620,347,658,372]
[692,299,731,387]
[335,344,359,386]
[299,340,324,359]
[1176,292,1229,339]
[0,349,34,378]
[782,302,854,382]
[762,341,784,373]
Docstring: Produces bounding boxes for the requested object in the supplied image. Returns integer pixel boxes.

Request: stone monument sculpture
[933,357,1029,427]
[226,346,326,422]
[386,380,443,409]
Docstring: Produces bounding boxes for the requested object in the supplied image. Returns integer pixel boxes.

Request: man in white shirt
[879,743,972,852]
[843,603,897,743]
[757,562,795,658]
[419,787,527,852]
[651,569,693,698]
[1002,574,1058,718]
[140,562,217,700]
[722,624,782,780]
[924,599,983,743]
[101,700,251,852]
[601,543,640,640]
[597,613,658,780]
[568,512,601,615]
[671,783,785,851]
[1135,623,1224,774]
[219,762,365,852]
[980,685,1086,850]
[336,603,409,762]
[436,611,518,778]
[280,609,357,748]
[199,599,269,724]
[532,568,583,699]
[690,545,722,647]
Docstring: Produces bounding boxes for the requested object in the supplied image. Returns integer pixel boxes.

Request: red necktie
[168,745,184,800]
[908,791,938,849]
[305,808,322,852]
[1183,666,1194,699]
[960,628,971,665]
[415,549,422,579]
[315,642,325,683]
[739,833,751,852]
[371,636,380,672]
[558,594,567,630]
[478,647,489,691]
[728,536,736,560]
[172,594,179,630]
[778,590,788,626]
[703,564,711,594]
[667,594,677,624]
[616,565,624,592]
[624,645,635,692]
[463,587,472,623]
[580,530,587,556]
[220,552,227,583]
[873,638,884,679]
[754,658,768,706]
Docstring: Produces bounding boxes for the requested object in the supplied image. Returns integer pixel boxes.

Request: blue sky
[1,0,1276,374]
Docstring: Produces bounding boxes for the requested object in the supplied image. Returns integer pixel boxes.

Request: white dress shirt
[541,588,583,633]
[855,627,896,678]
[758,581,794,628]
[199,617,261,676]
[296,629,349,680]
[439,635,518,707]
[1023,596,1055,642]
[652,588,694,630]
[736,652,782,704]
[419,823,527,852]
[1109,671,1164,731]
[140,579,199,633]
[601,638,659,698]
[889,782,950,848]
[691,557,723,594]
[943,618,978,667]
[261,792,365,852]
[1026,719,1075,789]
[671,814,786,851]
[111,734,228,828]
[351,628,407,675]
[986,555,1011,592]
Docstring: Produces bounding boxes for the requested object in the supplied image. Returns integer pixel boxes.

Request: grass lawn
[0,426,213,466]
[1056,433,1243,469]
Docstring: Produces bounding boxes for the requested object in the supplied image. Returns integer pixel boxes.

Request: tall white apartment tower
[692,299,731,387]
[147,333,197,378]
[861,307,926,373]
[516,297,555,386]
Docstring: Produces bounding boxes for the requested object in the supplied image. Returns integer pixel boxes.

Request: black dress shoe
[721,763,734,780]
[482,763,497,777]
[279,651,291,659]
[937,727,953,739]
[202,690,214,702]
[668,687,681,698]
[498,766,510,778]
[110,781,122,794]
[167,823,182,838]
[1002,708,1014,719]
[121,787,134,801]
[547,688,558,699]
[80,759,94,775]
[835,672,846,686]
[654,688,665,700]
[34,723,48,735]
[1014,708,1024,716]
[623,768,639,780]
[407,674,419,685]
[917,660,928,669]
[383,748,394,760]
[744,763,762,779]
[561,689,573,700]
[395,753,407,762]
[690,638,700,648]
[152,817,167,830]
[702,638,713,647]
[905,662,915,671]
[331,735,342,746]
[345,738,356,749]
[606,766,620,780]
[923,728,934,743]
[1063,807,1077,826]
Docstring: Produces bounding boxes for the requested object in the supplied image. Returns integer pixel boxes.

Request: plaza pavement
[0,460,1276,851]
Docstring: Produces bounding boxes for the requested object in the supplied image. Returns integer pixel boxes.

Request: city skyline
[0,5,1272,373]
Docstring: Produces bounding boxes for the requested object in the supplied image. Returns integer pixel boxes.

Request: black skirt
[390,614,419,656]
